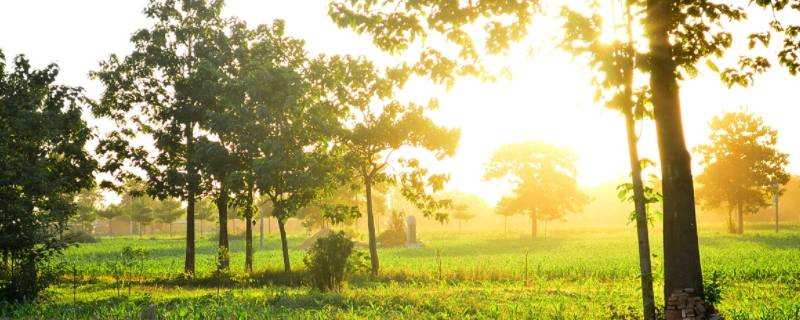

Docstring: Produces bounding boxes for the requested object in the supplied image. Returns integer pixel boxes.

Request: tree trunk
[216,185,230,271]
[278,219,291,273]
[737,202,744,235]
[365,175,380,275]
[623,77,657,320]
[244,185,254,274]
[504,216,508,234]
[530,214,538,238]
[170,223,173,239]
[185,124,196,275]
[646,0,704,307]
[621,6,656,316]
[108,218,114,236]
[727,206,735,234]
[200,219,204,237]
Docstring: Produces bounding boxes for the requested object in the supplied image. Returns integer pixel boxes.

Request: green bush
[303,232,357,291]
[63,230,97,244]
[377,210,406,247]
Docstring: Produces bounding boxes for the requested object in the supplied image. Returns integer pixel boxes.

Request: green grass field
[2,224,800,319]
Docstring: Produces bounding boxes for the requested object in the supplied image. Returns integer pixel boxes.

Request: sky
[2,0,799,204]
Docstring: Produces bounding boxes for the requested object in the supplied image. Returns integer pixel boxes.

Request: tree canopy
[0,50,97,300]
[695,111,790,234]
[485,141,589,238]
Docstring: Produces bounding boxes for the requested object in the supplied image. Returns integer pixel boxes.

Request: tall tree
[560,2,657,317]
[484,141,589,238]
[0,50,97,300]
[92,0,233,274]
[322,56,460,275]
[226,20,324,274]
[329,0,750,312]
[695,111,790,234]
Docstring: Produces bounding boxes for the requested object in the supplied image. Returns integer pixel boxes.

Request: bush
[377,229,406,247]
[377,210,406,247]
[303,232,358,291]
[63,230,97,244]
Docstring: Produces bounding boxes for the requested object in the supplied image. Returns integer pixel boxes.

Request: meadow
[2,224,799,319]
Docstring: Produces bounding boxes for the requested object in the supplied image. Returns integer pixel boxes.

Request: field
[2,224,800,319]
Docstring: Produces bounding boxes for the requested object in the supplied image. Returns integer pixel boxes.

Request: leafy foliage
[303,232,357,291]
[485,141,590,229]
[695,111,790,233]
[0,50,97,301]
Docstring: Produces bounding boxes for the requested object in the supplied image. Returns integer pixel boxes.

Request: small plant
[105,246,147,296]
[304,231,357,291]
[703,271,724,306]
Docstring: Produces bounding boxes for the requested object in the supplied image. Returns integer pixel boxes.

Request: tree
[98,205,123,236]
[560,3,658,316]
[0,50,97,301]
[439,191,487,233]
[121,195,156,239]
[484,141,589,238]
[695,111,790,234]
[450,203,474,233]
[195,197,216,237]
[323,56,460,275]
[72,188,103,233]
[329,0,751,312]
[222,20,329,274]
[92,0,233,274]
[156,198,184,238]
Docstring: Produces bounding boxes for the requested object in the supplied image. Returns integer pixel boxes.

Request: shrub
[63,230,97,244]
[304,232,357,291]
[377,210,406,247]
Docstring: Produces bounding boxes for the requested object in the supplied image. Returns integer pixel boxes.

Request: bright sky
[2,1,798,204]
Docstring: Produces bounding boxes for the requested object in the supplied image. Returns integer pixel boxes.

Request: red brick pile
[665,288,711,320]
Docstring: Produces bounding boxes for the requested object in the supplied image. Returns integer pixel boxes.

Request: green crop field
[2,224,799,319]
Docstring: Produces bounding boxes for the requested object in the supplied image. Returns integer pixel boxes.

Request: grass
[2,224,800,319]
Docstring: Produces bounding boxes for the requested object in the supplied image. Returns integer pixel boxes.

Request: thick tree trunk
[185,124,196,275]
[530,214,537,238]
[278,219,291,273]
[737,202,744,235]
[646,0,704,307]
[108,218,114,236]
[365,175,380,275]
[216,185,230,271]
[245,216,253,273]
